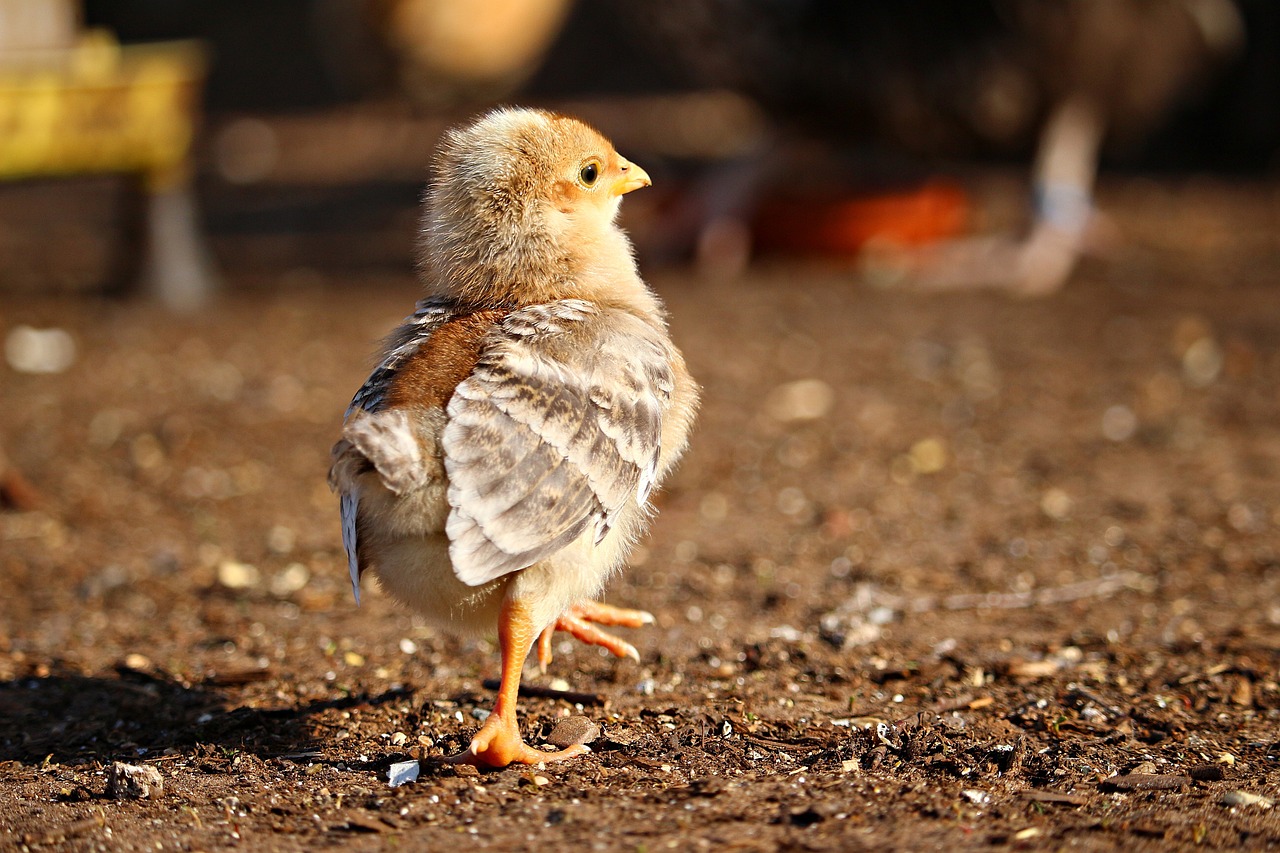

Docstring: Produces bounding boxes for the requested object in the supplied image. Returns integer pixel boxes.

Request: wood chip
[602,726,642,747]
[1189,764,1225,782]
[22,813,106,846]
[740,733,825,753]
[1228,676,1253,707]
[0,460,42,511]
[203,667,272,686]
[1006,659,1063,678]
[1100,774,1191,792]
[1018,789,1089,807]
[933,695,992,713]
[332,818,382,834]
[1221,790,1274,809]
[482,679,605,706]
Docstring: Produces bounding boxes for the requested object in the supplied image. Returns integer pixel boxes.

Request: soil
[2,175,1279,851]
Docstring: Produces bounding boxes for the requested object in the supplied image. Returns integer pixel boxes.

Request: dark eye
[579,162,599,186]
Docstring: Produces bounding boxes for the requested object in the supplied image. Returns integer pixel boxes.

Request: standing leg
[900,95,1104,296]
[449,596,590,768]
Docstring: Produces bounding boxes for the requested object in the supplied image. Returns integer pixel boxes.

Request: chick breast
[330,296,684,631]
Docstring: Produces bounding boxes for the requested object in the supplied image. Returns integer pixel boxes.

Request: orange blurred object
[754,181,969,255]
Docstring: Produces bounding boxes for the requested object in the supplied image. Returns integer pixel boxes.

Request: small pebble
[122,653,152,671]
[546,716,600,749]
[217,560,260,589]
[106,762,164,799]
[266,525,296,554]
[5,326,76,374]
[1101,405,1138,442]
[908,437,947,474]
[1221,791,1273,809]
[1040,488,1073,520]
[269,562,310,597]
[387,760,420,788]
[1182,337,1223,386]
[764,378,834,422]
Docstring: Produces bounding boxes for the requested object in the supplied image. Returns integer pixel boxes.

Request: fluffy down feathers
[329,106,696,768]
[329,107,697,631]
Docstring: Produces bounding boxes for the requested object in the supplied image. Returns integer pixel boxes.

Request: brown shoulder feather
[380,309,508,412]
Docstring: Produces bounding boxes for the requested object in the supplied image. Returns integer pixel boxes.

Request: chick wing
[332,298,676,593]
[444,299,675,586]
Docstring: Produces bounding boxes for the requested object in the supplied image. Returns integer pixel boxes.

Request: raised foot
[446,717,590,768]
[537,600,655,671]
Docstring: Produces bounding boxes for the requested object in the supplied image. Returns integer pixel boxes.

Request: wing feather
[340,491,361,605]
[330,298,456,602]
[443,301,674,587]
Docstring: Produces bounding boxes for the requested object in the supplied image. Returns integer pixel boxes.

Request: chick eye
[579,162,600,187]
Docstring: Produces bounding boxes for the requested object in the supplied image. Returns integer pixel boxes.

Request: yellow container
[0,31,207,189]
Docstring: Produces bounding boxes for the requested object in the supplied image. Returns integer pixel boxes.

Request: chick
[329,108,698,768]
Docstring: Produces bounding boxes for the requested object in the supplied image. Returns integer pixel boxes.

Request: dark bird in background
[330,108,698,768]
[619,0,1244,292]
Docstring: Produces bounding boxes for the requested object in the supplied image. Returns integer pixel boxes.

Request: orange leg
[448,597,589,768]
[536,600,655,672]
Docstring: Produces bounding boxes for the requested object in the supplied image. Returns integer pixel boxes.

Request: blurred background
[0,0,1277,304]
[3,6,1280,842]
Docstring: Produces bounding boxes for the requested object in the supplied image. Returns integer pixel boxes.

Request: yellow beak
[613,158,652,196]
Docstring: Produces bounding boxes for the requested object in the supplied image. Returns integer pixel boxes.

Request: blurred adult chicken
[622,0,1243,292]
[329,108,697,768]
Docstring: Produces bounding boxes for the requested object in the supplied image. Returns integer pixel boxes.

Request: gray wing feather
[340,491,361,605]
[443,301,674,587]
[347,298,455,415]
[335,298,455,601]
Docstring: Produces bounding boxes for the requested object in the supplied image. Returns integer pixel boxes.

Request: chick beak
[613,159,652,196]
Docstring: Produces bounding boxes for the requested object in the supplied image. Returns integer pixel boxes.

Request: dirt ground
[2,176,1279,851]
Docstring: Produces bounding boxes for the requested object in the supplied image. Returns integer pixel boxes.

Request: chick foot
[447,596,590,768]
[448,713,589,768]
[537,600,655,671]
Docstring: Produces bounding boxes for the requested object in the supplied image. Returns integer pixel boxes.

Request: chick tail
[340,490,362,606]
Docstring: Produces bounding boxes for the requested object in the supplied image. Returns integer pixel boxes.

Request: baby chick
[330,108,697,768]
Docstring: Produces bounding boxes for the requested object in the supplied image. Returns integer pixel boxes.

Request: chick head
[420,108,651,306]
